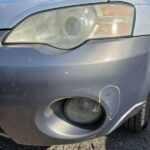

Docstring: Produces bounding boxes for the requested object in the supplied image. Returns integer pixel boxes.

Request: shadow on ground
[0,122,150,150]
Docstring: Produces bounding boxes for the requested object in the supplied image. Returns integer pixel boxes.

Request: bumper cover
[0,32,150,146]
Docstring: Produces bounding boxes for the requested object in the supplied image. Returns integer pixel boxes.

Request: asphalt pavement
[0,122,150,150]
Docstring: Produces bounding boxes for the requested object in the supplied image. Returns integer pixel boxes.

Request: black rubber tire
[124,97,150,131]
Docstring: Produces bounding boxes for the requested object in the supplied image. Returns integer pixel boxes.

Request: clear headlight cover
[4,4,135,49]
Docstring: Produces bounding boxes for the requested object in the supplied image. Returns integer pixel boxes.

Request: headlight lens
[4,4,135,49]
[64,98,102,124]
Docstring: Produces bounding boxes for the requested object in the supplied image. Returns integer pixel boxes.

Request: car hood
[0,0,108,29]
[111,0,150,5]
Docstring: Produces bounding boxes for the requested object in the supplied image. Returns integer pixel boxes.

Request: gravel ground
[0,122,150,150]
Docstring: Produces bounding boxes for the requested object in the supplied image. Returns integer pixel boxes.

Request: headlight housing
[4,3,135,49]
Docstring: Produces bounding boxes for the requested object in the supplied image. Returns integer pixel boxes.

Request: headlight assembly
[3,3,135,49]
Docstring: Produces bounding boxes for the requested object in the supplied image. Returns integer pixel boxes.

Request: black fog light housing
[64,97,102,125]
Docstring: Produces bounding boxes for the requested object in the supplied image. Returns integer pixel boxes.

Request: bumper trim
[107,101,146,134]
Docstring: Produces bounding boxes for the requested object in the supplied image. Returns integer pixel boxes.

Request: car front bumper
[0,31,150,146]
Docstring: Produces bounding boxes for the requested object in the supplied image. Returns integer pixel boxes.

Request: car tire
[124,96,150,131]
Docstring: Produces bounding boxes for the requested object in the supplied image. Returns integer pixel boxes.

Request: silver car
[0,0,150,146]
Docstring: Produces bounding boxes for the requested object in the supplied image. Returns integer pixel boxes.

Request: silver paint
[0,0,150,146]
[0,30,149,145]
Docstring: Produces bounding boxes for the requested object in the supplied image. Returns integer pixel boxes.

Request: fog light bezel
[64,97,104,125]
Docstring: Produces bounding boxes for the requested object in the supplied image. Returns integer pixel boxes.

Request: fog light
[64,98,102,124]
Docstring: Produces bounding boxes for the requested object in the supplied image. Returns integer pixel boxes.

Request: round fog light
[64,98,102,124]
